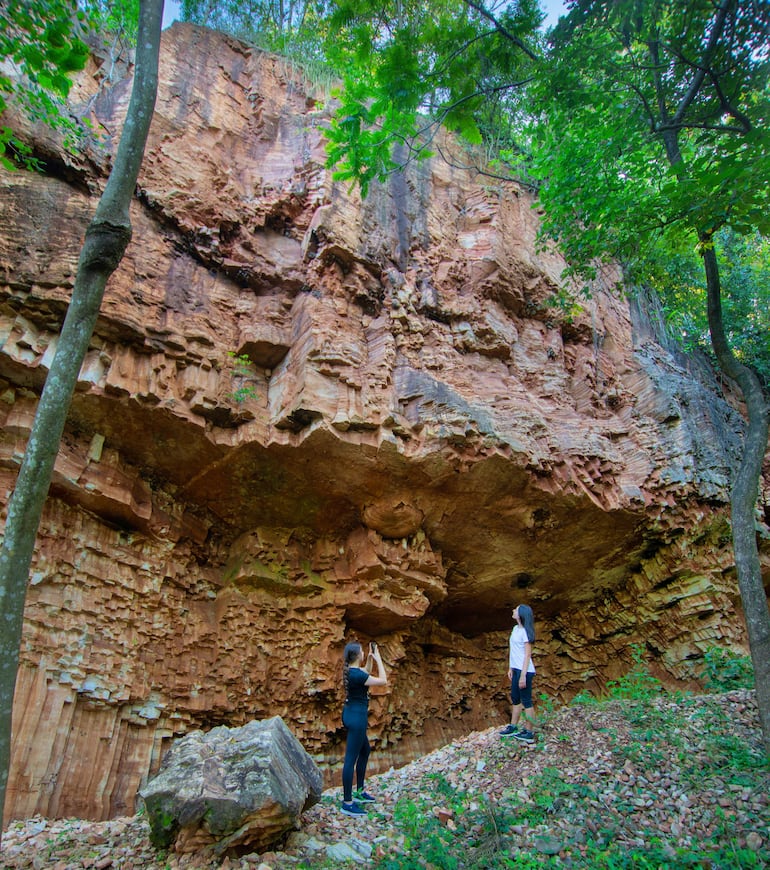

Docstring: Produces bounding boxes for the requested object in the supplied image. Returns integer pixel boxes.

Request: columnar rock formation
[1,23,767,823]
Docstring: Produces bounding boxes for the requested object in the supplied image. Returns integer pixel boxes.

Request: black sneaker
[513,729,535,744]
[500,724,518,736]
[355,790,376,803]
[341,801,367,816]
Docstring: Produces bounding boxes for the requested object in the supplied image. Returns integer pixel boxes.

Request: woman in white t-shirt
[500,604,537,744]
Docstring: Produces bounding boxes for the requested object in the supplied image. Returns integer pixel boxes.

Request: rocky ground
[2,689,769,869]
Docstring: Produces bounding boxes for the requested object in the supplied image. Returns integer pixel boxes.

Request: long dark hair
[517,604,536,643]
[343,642,363,697]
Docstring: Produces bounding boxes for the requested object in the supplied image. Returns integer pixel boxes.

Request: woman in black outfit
[341,640,388,816]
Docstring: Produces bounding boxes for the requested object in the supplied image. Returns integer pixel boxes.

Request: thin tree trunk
[650,0,770,748]
[0,0,164,837]
[702,241,770,756]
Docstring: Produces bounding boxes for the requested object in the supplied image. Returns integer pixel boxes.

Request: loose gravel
[2,689,768,868]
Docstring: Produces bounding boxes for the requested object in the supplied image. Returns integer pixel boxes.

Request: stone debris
[139,716,323,854]
[3,689,769,868]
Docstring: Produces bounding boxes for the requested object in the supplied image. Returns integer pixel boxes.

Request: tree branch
[462,0,538,61]
[671,0,732,126]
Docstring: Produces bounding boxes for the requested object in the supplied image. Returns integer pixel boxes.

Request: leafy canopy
[323,0,543,194]
[0,0,141,169]
[529,0,770,257]
[0,0,89,167]
[525,0,770,376]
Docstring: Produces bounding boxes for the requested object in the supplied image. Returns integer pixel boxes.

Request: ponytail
[342,642,362,698]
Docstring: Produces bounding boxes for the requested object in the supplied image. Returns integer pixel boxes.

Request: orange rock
[0,22,766,826]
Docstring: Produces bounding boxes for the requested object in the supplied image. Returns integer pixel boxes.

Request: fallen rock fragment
[138,716,322,855]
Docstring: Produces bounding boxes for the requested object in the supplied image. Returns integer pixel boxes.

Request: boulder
[138,716,323,855]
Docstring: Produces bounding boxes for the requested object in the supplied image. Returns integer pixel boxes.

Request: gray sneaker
[513,729,535,744]
[500,724,518,736]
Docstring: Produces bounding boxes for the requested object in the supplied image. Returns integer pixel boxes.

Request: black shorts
[510,669,534,708]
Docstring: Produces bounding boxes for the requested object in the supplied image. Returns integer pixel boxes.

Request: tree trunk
[702,241,770,756]
[0,0,164,837]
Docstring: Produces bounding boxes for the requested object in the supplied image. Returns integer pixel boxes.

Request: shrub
[702,646,754,691]
[606,644,662,701]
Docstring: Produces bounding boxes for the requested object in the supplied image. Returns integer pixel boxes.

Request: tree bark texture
[703,242,770,757]
[646,0,770,756]
[0,0,164,838]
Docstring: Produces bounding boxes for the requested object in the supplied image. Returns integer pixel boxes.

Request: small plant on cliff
[605,644,663,702]
[570,644,663,708]
[703,646,755,692]
[226,351,259,404]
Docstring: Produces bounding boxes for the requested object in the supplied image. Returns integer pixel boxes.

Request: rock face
[138,716,322,854]
[0,23,768,823]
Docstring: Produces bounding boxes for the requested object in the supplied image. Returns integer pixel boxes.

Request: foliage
[703,645,755,692]
[82,0,140,38]
[530,0,770,252]
[570,687,600,706]
[526,0,770,359]
[0,0,89,167]
[570,643,663,706]
[0,0,143,169]
[605,643,663,702]
[536,691,557,718]
[646,228,770,387]
[180,0,334,70]
[375,773,517,870]
[322,0,543,195]
[225,352,259,404]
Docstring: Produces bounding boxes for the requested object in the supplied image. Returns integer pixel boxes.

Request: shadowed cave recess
[0,22,767,822]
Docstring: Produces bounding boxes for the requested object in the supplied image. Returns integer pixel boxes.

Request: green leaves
[0,0,92,167]
[0,0,145,168]
[322,0,541,194]
[522,0,770,387]
[531,0,770,266]
[1,1,88,94]
[651,228,770,385]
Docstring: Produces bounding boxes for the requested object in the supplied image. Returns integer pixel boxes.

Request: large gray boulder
[138,716,323,855]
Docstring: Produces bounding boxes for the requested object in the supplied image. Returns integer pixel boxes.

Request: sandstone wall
[1,23,768,822]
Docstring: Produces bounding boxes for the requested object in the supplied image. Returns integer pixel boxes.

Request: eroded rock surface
[0,23,768,823]
[139,716,322,854]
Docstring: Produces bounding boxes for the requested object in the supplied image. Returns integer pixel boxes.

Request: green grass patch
[373,649,768,870]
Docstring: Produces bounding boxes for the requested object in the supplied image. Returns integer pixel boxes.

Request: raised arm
[365,643,388,687]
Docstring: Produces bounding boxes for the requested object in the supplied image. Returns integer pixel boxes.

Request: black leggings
[342,704,370,802]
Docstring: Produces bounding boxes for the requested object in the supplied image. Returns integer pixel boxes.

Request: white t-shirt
[509,624,535,673]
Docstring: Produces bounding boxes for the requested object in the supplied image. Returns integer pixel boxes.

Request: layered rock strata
[0,23,768,822]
